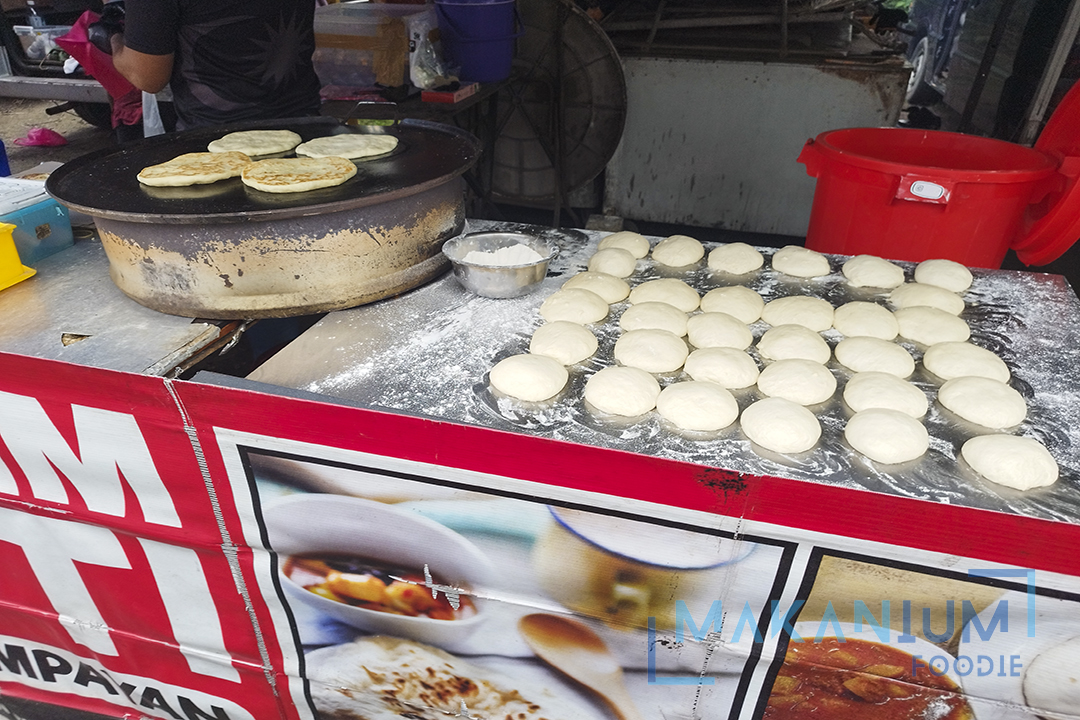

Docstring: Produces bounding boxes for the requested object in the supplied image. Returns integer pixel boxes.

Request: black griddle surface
[46,117,479,223]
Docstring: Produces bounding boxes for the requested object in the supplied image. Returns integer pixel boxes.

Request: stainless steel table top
[0,238,217,375]
[249,221,1080,524]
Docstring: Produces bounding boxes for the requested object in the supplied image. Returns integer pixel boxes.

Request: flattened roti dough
[138,151,252,187]
[207,129,301,156]
[295,133,399,159]
[241,156,357,193]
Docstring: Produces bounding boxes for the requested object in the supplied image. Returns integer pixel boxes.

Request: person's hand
[88,1,125,55]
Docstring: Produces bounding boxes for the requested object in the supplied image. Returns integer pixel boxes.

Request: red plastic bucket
[798,128,1059,268]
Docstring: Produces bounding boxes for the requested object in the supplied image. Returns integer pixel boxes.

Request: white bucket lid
[0,178,49,216]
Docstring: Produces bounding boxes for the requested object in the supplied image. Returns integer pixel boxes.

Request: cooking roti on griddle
[240,156,357,194]
[295,133,399,160]
[207,129,302,156]
[137,151,252,187]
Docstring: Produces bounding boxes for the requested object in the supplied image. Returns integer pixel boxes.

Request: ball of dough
[843,372,928,418]
[529,321,598,365]
[708,242,764,275]
[584,366,661,416]
[772,246,831,278]
[833,301,899,340]
[587,247,637,278]
[757,324,831,364]
[489,354,568,402]
[761,296,835,332]
[914,258,973,293]
[844,409,929,464]
[962,434,1058,490]
[684,348,760,389]
[619,302,688,336]
[842,254,905,289]
[938,376,1027,429]
[614,329,689,373]
[540,288,609,324]
[656,381,739,432]
[741,397,821,453]
[834,337,915,377]
[923,341,1010,383]
[757,359,837,405]
[889,282,966,315]
[562,271,630,303]
[895,306,970,345]
[700,286,765,323]
[627,278,700,312]
[686,312,753,350]
[598,231,650,258]
[651,234,705,267]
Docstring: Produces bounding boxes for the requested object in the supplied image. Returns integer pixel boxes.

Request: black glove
[88,1,125,55]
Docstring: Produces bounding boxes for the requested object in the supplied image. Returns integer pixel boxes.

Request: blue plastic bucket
[436,0,519,83]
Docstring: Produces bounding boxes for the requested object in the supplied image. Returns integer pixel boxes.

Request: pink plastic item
[13,128,68,147]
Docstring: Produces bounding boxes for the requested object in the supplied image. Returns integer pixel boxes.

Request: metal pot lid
[46,116,480,225]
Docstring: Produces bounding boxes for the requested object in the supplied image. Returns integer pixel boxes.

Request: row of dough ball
[593,230,974,293]
[489,234,1055,489]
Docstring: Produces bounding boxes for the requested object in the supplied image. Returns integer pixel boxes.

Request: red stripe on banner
[174,380,1080,577]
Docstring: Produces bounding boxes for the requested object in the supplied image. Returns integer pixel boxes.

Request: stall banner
[1,350,1079,720]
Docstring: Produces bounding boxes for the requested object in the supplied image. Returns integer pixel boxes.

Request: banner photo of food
[245,451,794,720]
[757,554,1080,720]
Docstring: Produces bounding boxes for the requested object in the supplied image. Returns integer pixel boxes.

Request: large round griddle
[44,117,482,319]
[47,116,480,223]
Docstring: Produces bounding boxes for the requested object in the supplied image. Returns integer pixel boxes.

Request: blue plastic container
[436,0,519,82]
[0,178,73,265]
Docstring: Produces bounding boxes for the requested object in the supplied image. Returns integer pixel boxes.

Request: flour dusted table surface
[249,221,1080,525]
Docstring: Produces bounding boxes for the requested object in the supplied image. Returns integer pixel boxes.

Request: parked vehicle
[900,0,975,105]
[0,0,111,127]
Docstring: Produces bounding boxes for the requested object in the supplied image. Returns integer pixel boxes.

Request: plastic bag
[53,10,136,99]
[408,7,454,90]
[13,128,67,147]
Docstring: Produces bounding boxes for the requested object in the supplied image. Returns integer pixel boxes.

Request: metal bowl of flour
[442,231,559,298]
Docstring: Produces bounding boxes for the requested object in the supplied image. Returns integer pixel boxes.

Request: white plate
[958,590,1080,720]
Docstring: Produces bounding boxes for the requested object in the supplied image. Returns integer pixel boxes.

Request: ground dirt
[1,97,116,174]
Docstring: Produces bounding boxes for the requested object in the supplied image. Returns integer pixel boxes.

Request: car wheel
[906,37,943,106]
[71,102,113,129]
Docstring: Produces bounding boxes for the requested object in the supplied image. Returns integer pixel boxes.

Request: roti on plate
[240,156,357,193]
[305,636,594,720]
[137,151,252,187]
[295,133,399,160]
[207,129,302,156]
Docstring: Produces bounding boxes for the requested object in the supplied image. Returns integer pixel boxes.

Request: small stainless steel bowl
[442,231,559,298]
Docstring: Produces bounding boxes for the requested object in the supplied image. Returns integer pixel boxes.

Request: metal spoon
[518,613,647,720]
